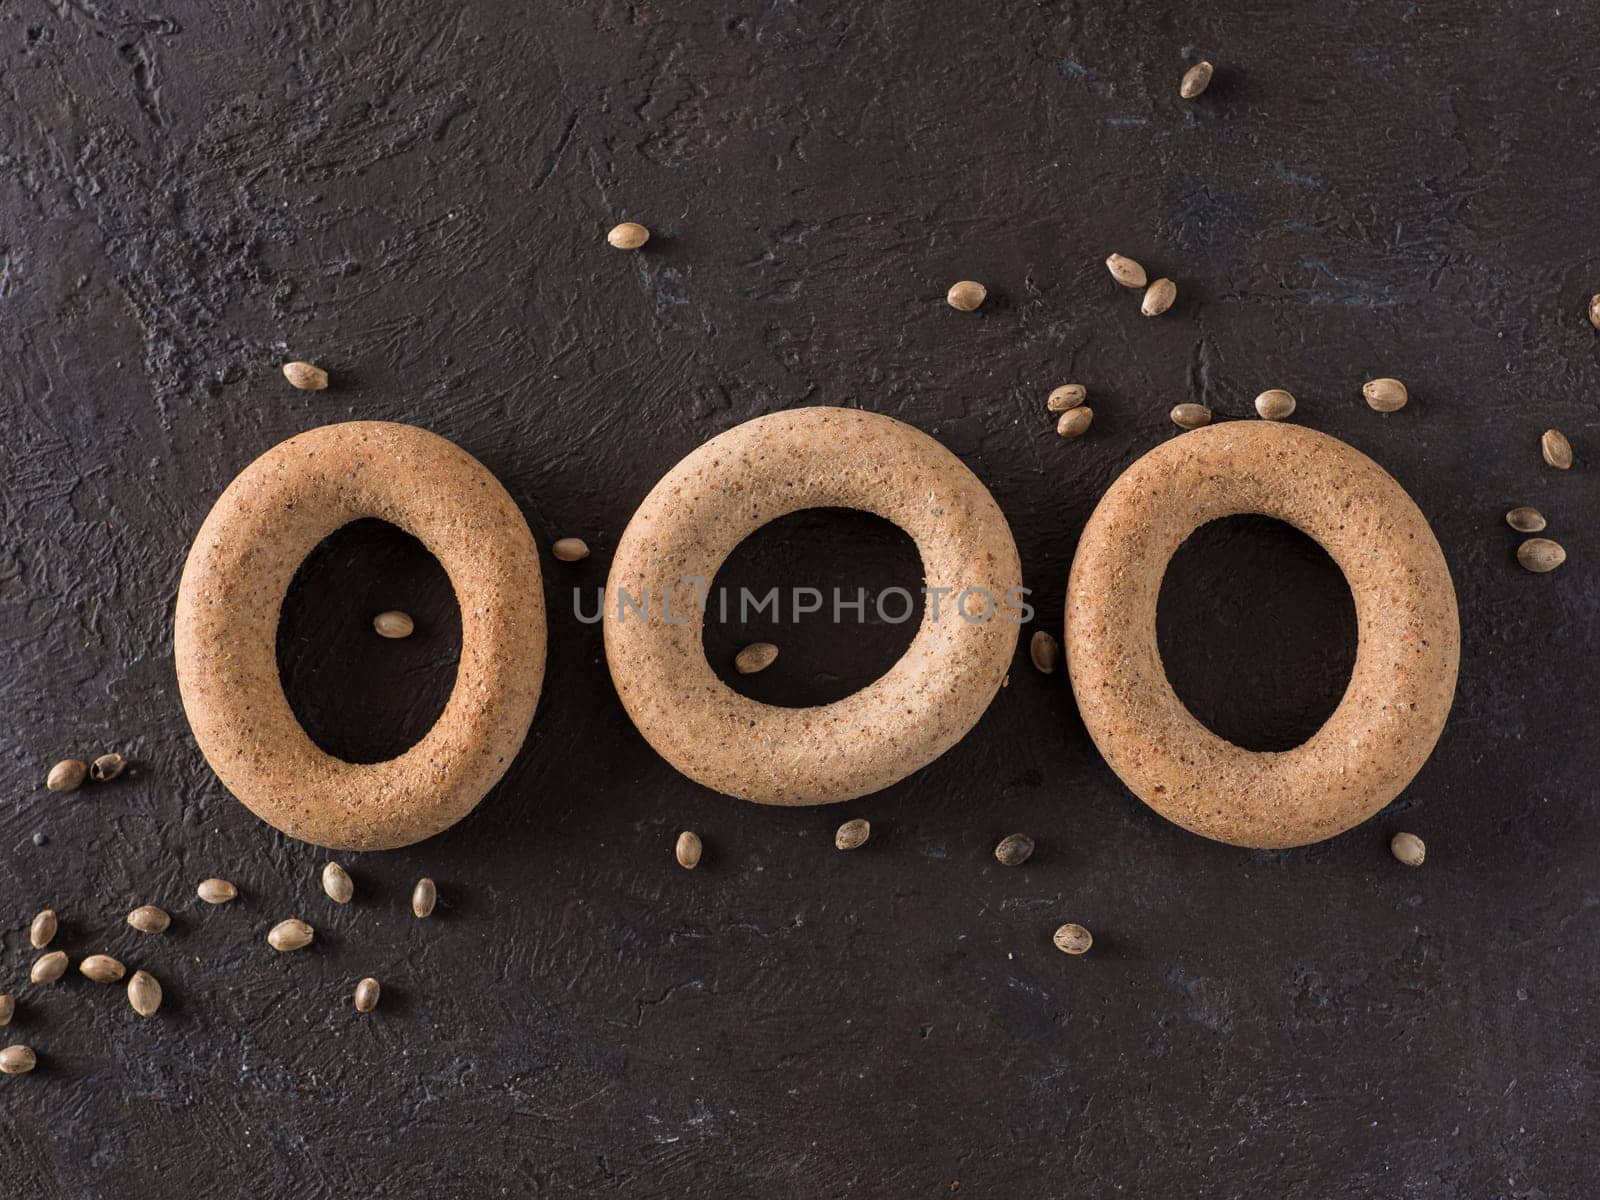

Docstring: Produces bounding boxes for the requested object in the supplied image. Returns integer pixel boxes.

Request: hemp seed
[946,280,987,312]
[1390,831,1426,867]
[734,642,779,675]
[89,752,127,782]
[1542,429,1573,470]
[1052,923,1093,955]
[30,951,68,985]
[1105,253,1147,289]
[354,977,381,1013]
[197,877,238,904]
[411,878,438,919]
[0,995,14,1026]
[1029,630,1061,675]
[0,1045,36,1075]
[1505,506,1546,533]
[1170,403,1212,430]
[29,909,57,949]
[1517,538,1566,573]
[607,222,650,250]
[321,862,354,904]
[1255,389,1297,421]
[1047,384,1087,412]
[1363,378,1408,413]
[126,905,171,934]
[281,361,329,391]
[1056,407,1094,439]
[675,831,703,870]
[835,818,871,850]
[994,833,1035,867]
[267,919,314,952]
[552,537,591,562]
[127,970,162,1017]
[79,955,126,984]
[372,610,414,639]
[1179,60,1214,99]
[46,760,87,793]
[1141,278,1177,317]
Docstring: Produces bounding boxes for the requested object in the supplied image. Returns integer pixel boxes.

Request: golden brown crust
[174,421,545,850]
[1065,422,1459,849]
[604,407,1021,805]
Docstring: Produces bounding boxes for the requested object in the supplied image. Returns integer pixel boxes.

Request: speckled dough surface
[174,421,546,850]
[605,407,1022,804]
[1066,422,1459,849]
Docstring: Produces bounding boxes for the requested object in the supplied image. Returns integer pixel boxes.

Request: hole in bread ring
[175,422,545,850]
[604,407,1022,805]
[1157,514,1357,751]
[278,518,460,763]
[1065,422,1459,849]
[704,508,924,707]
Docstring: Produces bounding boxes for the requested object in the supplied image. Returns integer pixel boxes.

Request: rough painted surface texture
[2,1,1598,1194]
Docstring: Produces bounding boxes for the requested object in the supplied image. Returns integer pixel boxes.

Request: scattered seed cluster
[1507,493,1567,575]
[2,860,452,1075]
[46,751,126,794]
[668,823,1088,951]
[1043,385,1094,438]
[7,899,171,1074]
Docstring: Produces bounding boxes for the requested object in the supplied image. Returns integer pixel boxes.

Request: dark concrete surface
[3,1,1598,1195]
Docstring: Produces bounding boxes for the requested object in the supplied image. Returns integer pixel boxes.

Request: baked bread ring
[605,407,1022,804]
[175,421,545,850]
[1065,422,1458,849]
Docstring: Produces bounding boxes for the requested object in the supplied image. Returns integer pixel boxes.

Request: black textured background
[4,2,1599,1195]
